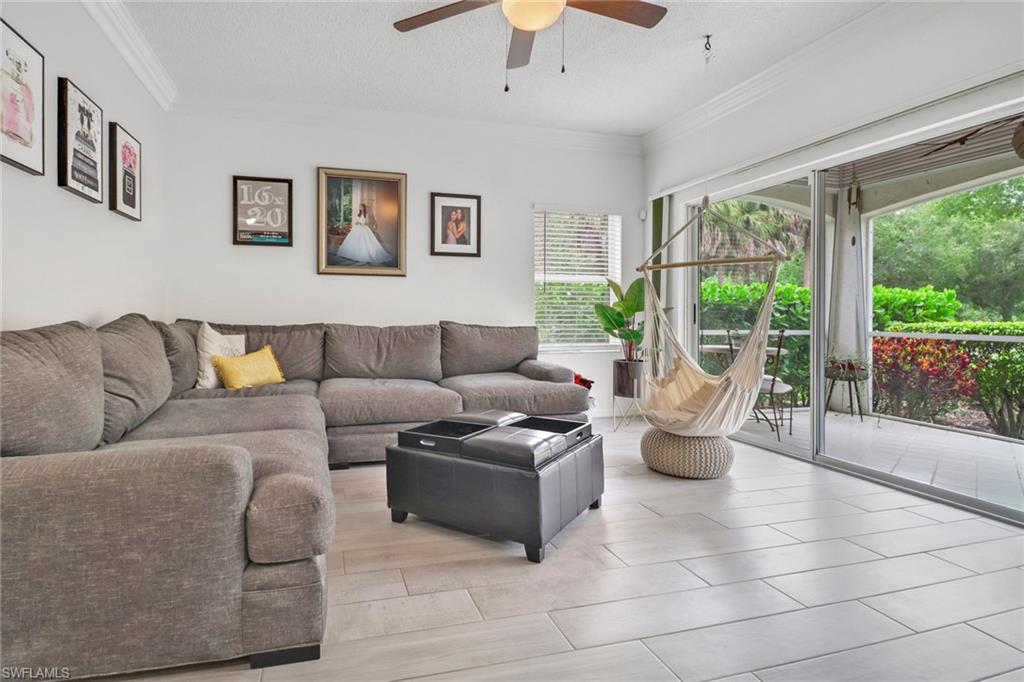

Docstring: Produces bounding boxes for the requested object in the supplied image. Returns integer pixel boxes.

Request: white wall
[163,106,644,414]
[164,108,643,325]
[644,2,1024,203]
[1,1,170,329]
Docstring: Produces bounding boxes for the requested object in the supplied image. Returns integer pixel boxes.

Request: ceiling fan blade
[566,0,667,28]
[394,0,497,32]
[506,28,535,69]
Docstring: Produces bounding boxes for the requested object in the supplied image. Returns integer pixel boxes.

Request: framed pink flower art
[108,122,141,220]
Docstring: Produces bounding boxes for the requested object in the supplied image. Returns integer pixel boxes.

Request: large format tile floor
[737,409,1024,512]
[123,419,1024,682]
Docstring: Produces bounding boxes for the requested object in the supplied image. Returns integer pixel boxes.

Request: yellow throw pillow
[212,345,285,390]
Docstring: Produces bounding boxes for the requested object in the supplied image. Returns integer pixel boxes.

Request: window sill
[539,343,621,355]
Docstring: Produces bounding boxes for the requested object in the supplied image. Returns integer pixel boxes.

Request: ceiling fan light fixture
[501,0,566,32]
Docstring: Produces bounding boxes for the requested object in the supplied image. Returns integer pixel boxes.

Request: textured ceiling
[126,1,879,136]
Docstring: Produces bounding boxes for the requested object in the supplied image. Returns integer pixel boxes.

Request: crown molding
[81,0,177,111]
[172,95,644,157]
[642,2,924,153]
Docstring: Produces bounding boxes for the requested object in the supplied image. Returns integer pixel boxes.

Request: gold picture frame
[317,167,407,276]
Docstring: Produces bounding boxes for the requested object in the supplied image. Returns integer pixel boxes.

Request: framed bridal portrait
[430,193,480,257]
[318,167,406,276]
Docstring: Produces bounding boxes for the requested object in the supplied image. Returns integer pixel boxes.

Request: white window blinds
[534,209,622,346]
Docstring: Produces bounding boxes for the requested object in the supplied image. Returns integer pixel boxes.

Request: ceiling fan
[394,0,668,69]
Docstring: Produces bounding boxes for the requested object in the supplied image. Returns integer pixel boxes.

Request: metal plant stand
[612,359,644,431]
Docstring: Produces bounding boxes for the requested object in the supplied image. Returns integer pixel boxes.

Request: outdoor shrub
[699,280,963,406]
[872,337,979,421]
[887,321,1024,336]
[975,346,1024,440]
[885,321,1023,439]
[872,285,960,330]
[701,280,811,404]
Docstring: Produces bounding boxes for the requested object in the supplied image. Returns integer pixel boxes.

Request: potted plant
[595,277,645,398]
[825,353,869,382]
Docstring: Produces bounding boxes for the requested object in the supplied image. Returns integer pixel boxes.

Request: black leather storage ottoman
[386,412,604,562]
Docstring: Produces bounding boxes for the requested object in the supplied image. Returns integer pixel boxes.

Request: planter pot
[613,359,644,399]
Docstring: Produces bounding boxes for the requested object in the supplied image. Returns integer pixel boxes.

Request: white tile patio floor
[118,419,1024,682]
[737,409,1024,513]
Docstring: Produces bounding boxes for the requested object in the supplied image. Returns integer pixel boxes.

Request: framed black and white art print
[58,77,103,203]
[430,192,480,257]
[109,122,141,220]
[1,19,45,175]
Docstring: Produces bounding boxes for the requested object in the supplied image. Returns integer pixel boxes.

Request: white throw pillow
[196,322,246,389]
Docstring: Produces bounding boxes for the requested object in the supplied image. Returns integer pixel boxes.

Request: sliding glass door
[814,115,1024,523]
[695,178,813,458]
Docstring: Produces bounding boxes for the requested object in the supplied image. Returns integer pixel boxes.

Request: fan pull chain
[504,19,510,92]
[561,12,566,73]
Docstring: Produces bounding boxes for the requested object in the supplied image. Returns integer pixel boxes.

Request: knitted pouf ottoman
[640,427,734,479]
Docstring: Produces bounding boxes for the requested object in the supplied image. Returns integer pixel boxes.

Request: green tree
[873,176,1024,321]
[705,200,811,286]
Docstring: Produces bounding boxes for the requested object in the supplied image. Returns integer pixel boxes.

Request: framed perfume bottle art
[1,20,45,175]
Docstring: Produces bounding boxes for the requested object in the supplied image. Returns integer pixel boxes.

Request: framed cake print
[1,19,45,175]
[58,77,103,203]
[108,123,141,220]
[430,192,481,257]
[318,167,406,276]
[233,176,293,246]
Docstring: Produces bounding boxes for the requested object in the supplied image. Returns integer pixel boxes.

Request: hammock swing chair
[637,197,788,446]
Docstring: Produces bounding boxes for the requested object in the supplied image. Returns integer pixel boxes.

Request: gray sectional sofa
[0,314,587,678]
[170,318,589,466]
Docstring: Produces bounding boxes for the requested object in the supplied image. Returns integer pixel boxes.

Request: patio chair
[730,329,794,441]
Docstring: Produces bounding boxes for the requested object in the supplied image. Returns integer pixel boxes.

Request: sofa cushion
[325,324,441,381]
[107,429,334,564]
[439,372,589,414]
[517,358,573,383]
[0,321,104,456]
[196,322,246,389]
[175,379,319,400]
[440,321,538,378]
[97,314,173,444]
[318,378,461,427]
[121,394,326,444]
[176,320,325,382]
[154,321,198,397]
[213,345,285,390]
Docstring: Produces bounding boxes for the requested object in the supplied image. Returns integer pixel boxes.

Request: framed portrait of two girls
[430,192,480,258]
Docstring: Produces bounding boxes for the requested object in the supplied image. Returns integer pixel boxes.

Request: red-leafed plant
[872,337,979,421]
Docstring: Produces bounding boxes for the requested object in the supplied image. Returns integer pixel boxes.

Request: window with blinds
[534,209,622,346]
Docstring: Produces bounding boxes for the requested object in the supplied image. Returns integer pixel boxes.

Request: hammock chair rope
[637,200,788,437]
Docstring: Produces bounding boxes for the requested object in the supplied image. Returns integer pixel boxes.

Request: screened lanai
[677,114,1024,520]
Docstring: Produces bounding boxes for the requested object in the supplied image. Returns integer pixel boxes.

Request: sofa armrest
[1,444,253,678]
[517,359,574,383]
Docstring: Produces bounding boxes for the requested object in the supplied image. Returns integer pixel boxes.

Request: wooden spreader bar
[637,255,784,272]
